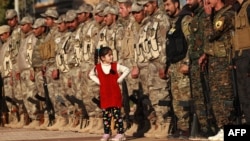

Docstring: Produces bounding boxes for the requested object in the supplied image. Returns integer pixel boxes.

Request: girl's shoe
[111,134,126,141]
[100,134,110,141]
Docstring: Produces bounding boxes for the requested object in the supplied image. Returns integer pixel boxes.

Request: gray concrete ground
[0,127,193,141]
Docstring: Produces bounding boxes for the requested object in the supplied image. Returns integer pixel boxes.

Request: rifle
[231,58,242,124]
[199,65,218,135]
[158,87,178,135]
[5,96,21,122]
[65,95,89,129]
[42,69,55,126]
[122,80,132,130]
[0,74,9,126]
[129,82,152,137]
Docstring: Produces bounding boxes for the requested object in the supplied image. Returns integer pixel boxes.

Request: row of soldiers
[0,0,250,140]
[0,0,171,139]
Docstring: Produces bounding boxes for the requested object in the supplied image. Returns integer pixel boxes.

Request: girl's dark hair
[94,46,112,64]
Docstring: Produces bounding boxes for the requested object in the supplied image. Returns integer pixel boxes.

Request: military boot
[23,119,40,129]
[46,116,61,131]
[89,117,103,134]
[59,116,73,131]
[144,121,157,137]
[124,123,138,136]
[78,117,96,133]
[155,118,171,138]
[10,114,25,128]
[36,114,50,130]
[5,112,18,128]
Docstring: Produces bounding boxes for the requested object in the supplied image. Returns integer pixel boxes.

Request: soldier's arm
[181,15,193,65]
[207,12,234,42]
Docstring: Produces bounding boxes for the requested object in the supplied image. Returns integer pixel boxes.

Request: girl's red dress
[96,62,122,109]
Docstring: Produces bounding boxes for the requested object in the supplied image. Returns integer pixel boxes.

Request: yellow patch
[214,17,225,31]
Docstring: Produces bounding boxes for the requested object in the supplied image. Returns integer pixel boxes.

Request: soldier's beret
[0,25,10,35]
[5,9,17,20]
[76,3,93,14]
[41,8,59,19]
[65,10,77,22]
[32,18,46,28]
[20,16,34,25]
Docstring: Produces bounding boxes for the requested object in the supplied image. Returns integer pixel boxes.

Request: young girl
[89,47,130,141]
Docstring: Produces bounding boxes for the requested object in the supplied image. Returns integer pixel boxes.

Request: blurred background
[0,0,237,25]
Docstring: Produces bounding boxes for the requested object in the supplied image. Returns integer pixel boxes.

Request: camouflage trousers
[20,69,36,118]
[190,59,208,133]
[208,56,234,128]
[3,72,23,122]
[148,62,169,124]
[45,65,61,117]
[81,63,102,117]
[170,62,191,131]
[137,62,149,94]
[120,59,139,95]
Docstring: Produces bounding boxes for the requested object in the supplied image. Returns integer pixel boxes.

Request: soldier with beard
[164,0,193,139]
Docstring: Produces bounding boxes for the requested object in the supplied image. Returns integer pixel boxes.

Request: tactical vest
[55,34,71,72]
[26,36,33,68]
[167,15,189,64]
[204,5,234,57]
[134,20,160,63]
[83,24,95,61]
[233,0,250,51]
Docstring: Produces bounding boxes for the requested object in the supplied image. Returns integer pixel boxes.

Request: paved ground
[0,127,194,141]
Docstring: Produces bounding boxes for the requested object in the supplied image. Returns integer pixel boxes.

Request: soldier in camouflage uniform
[37,8,59,129]
[0,25,19,127]
[24,18,48,129]
[77,2,109,134]
[59,10,83,131]
[186,0,216,139]
[116,0,140,134]
[5,9,23,127]
[164,0,193,139]
[202,0,235,140]
[130,2,156,137]
[137,0,171,137]
[15,16,36,128]
[74,3,99,133]
[46,14,71,131]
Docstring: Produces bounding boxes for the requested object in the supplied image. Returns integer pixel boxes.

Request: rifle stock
[122,80,132,130]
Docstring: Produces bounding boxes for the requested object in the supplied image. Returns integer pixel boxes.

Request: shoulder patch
[214,17,225,31]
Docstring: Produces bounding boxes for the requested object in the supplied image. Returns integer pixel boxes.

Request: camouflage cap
[32,18,45,28]
[65,10,77,22]
[131,3,144,12]
[0,25,10,35]
[137,0,155,5]
[41,8,59,18]
[103,5,119,16]
[20,16,34,25]
[93,2,109,16]
[5,9,17,20]
[76,3,93,14]
[54,14,66,24]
